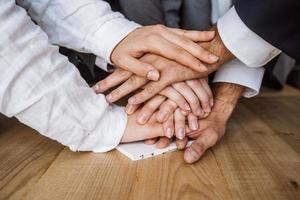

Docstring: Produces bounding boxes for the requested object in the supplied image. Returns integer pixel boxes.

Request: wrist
[198,26,235,70]
[210,82,244,123]
[122,112,164,143]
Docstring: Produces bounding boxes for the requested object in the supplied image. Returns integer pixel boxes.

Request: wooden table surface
[0,86,300,200]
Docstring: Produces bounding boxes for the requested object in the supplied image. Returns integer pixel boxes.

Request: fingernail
[191,120,198,130]
[181,109,190,116]
[147,70,160,81]
[198,63,207,72]
[166,128,173,138]
[157,111,168,122]
[128,97,136,104]
[208,54,219,62]
[126,105,135,114]
[184,103,191,111]
[177,128,185,140]
[203,106,211,113]
[210,99,214,107]
[106,94,113,102]
[137,113,148,124]
[92,84,99,92]
[184,149,196,163]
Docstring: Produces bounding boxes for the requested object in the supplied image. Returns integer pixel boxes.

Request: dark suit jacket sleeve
[235,0,300,61]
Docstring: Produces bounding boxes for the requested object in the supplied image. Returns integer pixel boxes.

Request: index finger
[169,28,215,42]
[147,36,208,72]
[93,69,132,93]
[128,78,169,105]
[106,75,148,103]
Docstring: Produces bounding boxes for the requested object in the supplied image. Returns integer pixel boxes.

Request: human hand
[142,110,190,150]
[124,77,213,136]
[121,109,164,143]
[183,110,227,163]
[141,82,244,162]
[142,109,227,155]
[125,97,195,139]
[111,25,219,80]
[94,55,216,104]
[183,83,244,163]
[94,26,234,104]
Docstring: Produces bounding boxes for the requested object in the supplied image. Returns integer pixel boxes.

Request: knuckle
[99,79,107,87]
[178,35,190,44]
[160,103,172,113]
[119,71,132,79]
[176,67,195,81]
[192,142,205,156]
[181,29,188,37]
[146,84,154,93]
[147,34,159,43]
[173,95,183,104]
[135,92,146,103]
[160,63,173,75]
[195,46,205,56]
[128,76,140,86]
[210,131,219,145]
[174,47,186,57]
[201,95,210,104]
[190,99,199,107]
[111,89,120,97]
[154,24,166,31]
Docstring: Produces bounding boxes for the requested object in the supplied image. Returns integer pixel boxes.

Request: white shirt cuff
[95,57,116,72]
[213,59,265,98]
[217,6,281,67]
[73,104,127,152]
[85,17,141,65]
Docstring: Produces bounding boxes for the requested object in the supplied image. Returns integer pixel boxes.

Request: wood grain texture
[0,86,299,200]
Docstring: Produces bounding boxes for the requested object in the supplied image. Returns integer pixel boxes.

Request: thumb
[117,56,160,81]
[184,129,218,164]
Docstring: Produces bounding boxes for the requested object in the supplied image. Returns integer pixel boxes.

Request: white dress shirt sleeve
[211,2,264,97]
[217,6,281,67]
[17,0,141,66]
[95,56,116,72]
[213,59,265,98]
[0,1,127,152]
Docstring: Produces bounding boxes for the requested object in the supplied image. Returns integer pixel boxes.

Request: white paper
[116,140,193,161]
